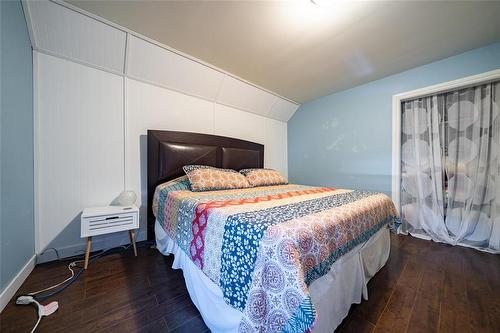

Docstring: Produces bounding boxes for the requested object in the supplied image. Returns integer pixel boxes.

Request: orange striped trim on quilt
[189,187,335,269]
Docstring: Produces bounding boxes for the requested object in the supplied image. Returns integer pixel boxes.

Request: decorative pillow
[183,165,250,192]
[239,168,288,187]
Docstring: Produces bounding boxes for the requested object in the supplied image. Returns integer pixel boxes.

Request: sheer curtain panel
[401,81,500,253]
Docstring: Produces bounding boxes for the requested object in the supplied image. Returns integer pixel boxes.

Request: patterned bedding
[153,178,399,333]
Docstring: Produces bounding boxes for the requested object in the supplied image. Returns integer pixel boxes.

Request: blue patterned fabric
[156,177,191,220]
[281,297,316,333]
[153,182,400,333]
[220,190,374,310]
[159,184,314,255]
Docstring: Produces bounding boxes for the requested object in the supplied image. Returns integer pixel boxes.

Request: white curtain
[401,81,500,253]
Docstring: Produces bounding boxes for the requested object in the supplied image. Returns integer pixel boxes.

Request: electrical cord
[32,266,84,302]
[28,262,77,297]
[31,313,42,333]
[15,296,46,333]
[30,246,128,301]
[18,250,115,333]
[28,237,143,299]
[17,236,152,332]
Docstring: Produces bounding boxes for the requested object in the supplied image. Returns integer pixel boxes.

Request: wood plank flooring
[0,234,498,333]
[336,234,500,333]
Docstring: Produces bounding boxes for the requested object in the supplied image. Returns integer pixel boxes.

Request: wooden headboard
[147,130,264,240]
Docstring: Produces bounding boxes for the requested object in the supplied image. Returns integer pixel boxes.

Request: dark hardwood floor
[1,234,499,333]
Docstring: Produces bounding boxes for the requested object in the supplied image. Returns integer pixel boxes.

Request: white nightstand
[81,205,139,269]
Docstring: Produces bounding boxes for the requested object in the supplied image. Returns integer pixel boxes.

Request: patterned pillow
[239,168,288,187]
[183,165,250,192]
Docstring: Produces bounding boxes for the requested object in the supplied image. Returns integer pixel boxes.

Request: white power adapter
[16,295,35,305]
[16,295,59,332]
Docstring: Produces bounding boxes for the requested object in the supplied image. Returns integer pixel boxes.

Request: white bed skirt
[155,221,390,333]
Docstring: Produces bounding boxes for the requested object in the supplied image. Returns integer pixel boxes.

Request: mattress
[153,180,399,332]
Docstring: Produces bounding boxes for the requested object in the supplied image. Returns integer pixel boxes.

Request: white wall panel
[216,75,276,117]
[214,104,287,176]
[127,36,224,101]
[269,98,300,122]
[27,1,126,73]
[125,78,214,232]
[265,119,288,177]
[36,52,124,252]
[214,103,267,145]
[30,0,292,257]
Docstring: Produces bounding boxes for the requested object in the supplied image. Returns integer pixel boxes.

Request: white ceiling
[67,0,500,103]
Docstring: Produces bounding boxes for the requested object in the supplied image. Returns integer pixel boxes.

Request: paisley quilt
[153,178,399,333]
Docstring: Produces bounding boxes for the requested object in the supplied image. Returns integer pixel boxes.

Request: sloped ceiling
[67,0,500,103]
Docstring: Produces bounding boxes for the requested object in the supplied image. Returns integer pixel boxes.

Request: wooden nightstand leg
[129,230,137,257]
[84,237,92,269]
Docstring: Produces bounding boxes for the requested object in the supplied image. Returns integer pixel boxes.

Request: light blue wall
[288,42,500,196]
[0,0,34,291]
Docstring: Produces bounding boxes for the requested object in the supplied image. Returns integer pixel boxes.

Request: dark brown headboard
[147,130,264,239]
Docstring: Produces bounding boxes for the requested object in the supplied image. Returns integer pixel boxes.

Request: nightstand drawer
[81,206,139,237]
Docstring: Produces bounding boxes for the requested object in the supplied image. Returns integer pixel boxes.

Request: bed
[147,130,399,333]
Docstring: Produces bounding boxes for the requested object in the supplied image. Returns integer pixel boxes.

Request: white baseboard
[0,255,36,313]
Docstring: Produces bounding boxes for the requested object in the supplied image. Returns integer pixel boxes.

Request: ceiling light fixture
[284,0,330,26]
[283,0,355,29]
[310,0,337,6]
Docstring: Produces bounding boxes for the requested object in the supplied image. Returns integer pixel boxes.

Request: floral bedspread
[153,179,399,333]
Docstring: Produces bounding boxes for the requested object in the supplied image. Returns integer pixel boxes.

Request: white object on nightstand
[116,190,137,206]
[81,205,139,269]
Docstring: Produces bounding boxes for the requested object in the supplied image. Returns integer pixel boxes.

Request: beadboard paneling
[216,75,276,118]
[126,35,224,101]
[35,52,124,252]
[27,0,126,73]
[213,103,267,145]
[265,118,288,177]
[30,0,293,256]
[125,78,214,231]
[269,97,300,122]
